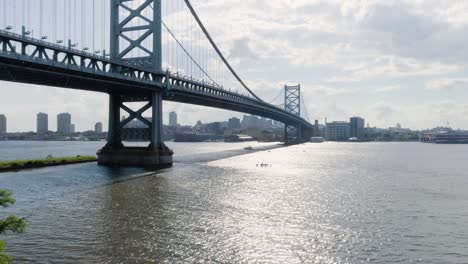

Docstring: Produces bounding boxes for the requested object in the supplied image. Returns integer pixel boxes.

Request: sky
[1,0,468,132]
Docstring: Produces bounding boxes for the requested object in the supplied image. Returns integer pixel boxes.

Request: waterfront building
[326,121,350,141]
[228,117,241,130]
[314,120,320,136]
[169,111,177,127]
[242,115,261,129]
[70,124,76,134]
[37,113,48,135]
[272,120,283,128]
[0,114,6,133]
[95,122,103,133]
[350,117,365,139]
[57,113,72,135]
[127,117,150,128]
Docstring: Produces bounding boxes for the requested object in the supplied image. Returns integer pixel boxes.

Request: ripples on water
[1,142,468,263]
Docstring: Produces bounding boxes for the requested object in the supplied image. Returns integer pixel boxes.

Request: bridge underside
[0,56,161,96]
[0,57,311,128]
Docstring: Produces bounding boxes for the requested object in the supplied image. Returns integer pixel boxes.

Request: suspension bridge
[0,0,314,167]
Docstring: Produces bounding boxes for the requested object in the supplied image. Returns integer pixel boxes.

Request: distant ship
[224,134,255,142]
[310,137,325,143]
[174,133,223,142]
[421,131,468,144]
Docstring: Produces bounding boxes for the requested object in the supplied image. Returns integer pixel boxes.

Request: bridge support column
[150,92,164,148]
[97,92,173,168]
[107,93,123,148]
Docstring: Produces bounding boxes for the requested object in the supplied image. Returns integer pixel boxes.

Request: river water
[1,141,468,263]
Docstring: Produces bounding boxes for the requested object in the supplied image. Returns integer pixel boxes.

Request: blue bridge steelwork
[0,0,313,168]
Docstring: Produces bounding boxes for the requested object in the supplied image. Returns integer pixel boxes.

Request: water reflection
[2,142,468,263]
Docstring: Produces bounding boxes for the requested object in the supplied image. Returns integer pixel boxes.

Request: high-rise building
[228,117,241,130]
[350,117,365,139]
[314,120,319,136]
[326,121,350,141]
[95,122,103,133]
[272,120,282,128]
[37,113,48,135]
[242,115,261,129]
[0,114,6,133]
[70,124,76,134]
[57,113,71,135]
[169,111,177,127]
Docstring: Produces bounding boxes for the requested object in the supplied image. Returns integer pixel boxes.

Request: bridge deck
[0,31,312,127]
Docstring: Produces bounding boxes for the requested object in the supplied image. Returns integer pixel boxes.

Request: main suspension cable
[182,0,263,102]
[300,94,311,122]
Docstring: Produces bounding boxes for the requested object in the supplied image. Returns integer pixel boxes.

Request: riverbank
[0,156,97,172]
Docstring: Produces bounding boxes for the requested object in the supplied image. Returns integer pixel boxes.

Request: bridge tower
[284,84,303,143]
[98,0,173,167]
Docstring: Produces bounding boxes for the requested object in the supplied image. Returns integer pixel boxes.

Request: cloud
[426,78,468,91]
[370,102,398,121]
[374,85,401,93]
[308,85,352,96]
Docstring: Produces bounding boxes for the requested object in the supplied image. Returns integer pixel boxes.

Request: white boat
[310,137,324,143]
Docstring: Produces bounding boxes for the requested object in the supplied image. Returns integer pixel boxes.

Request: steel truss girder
[111,0,162,70]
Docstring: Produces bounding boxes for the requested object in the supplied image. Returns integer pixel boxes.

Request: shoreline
[0,156,97,173]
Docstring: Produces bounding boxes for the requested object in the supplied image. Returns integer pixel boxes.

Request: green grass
[0,155,97,172]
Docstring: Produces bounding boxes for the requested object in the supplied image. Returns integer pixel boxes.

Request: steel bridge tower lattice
[284,84,302,143]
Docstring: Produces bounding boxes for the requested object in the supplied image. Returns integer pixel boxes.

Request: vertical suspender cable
[22,0,25,30]
[40,0,43,36]
[93,0,95,52]
[54,0,57,41]
[13,0,16,30]
[68,0,71,42]
[82,0,85,49]
[171,0,174,71]
[63,0,66,42]
[101,0,104,53]
[27,0,30,32]
[74,0,77,43]
[3,0,5,28]
[183,0,262,100]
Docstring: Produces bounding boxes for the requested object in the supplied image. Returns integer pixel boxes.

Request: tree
[0,190,27,264]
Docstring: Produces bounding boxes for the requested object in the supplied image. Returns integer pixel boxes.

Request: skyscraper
[95,122,103,133]
[0,114,6,133]
[350,117,365,139]
[314,120,319,136]
[169,111,177,127]
[57,113,71,135]
[70,124,76,134]
[37,113,48,135]
[228,117,241,130]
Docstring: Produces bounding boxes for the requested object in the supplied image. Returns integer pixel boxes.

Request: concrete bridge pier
[97,92,173,168]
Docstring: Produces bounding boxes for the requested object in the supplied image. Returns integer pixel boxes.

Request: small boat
[310,137,324,143]
[244,146,253,150]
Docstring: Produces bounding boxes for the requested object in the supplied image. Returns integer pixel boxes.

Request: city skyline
[0,108,460,134]
[2,1,468,131]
